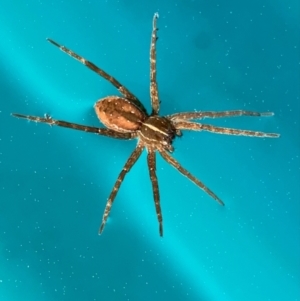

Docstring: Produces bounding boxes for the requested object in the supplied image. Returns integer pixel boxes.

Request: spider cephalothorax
[12,13,279,236]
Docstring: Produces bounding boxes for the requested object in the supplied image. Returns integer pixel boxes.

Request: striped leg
[99,142,144,234]
[147,150,163,236]
[159,150,224,206]
[168,110,274,121]
[149,13,160,115]
[12,113,134,139]
[47,38,147,113]
[174,120,280,138]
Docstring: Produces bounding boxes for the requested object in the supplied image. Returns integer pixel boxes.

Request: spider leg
[147,150,163,236]
[99,142,144,234]
[150,13,160,115]
[47,38,147,113]
[12,113,134,139]
[168,110,274,121]
[174,120,280,138]
[159,150,224,206]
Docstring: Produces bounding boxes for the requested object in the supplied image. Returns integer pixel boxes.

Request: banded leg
[99,142,144,234]
[47,38,147,113]
[147,150,163,236]
[150,13,160,115]
[174,120,280,138]
[159,150,224,206]
[168,110,274,121]
[12,113,134,139]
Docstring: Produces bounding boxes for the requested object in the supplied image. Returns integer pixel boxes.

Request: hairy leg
[12,113,134,139]
[99,142,144,234]
[149,13,160,115]
[159,150,224,206]
[174,120,280,138]
[47,38,147,114]
[147,150,163,236]
[168,110,274,121]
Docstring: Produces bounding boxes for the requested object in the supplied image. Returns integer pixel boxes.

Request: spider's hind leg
[147,150,163,236]
[11,113,134,139]
[46,38,146,113]
[99,142,144,234]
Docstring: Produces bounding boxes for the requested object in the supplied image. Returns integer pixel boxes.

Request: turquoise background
[1,0,299,300]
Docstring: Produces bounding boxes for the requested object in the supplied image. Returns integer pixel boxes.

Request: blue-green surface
[1,1,299,300]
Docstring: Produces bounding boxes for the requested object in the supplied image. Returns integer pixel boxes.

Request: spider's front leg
[174,120,280,138]
[168,110,275,121]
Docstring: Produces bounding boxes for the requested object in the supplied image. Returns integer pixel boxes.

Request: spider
[12,13,279,236]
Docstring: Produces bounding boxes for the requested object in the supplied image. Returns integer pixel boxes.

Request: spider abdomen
[94,96,147,133]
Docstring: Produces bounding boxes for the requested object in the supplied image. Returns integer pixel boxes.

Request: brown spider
[12,13,279,236]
